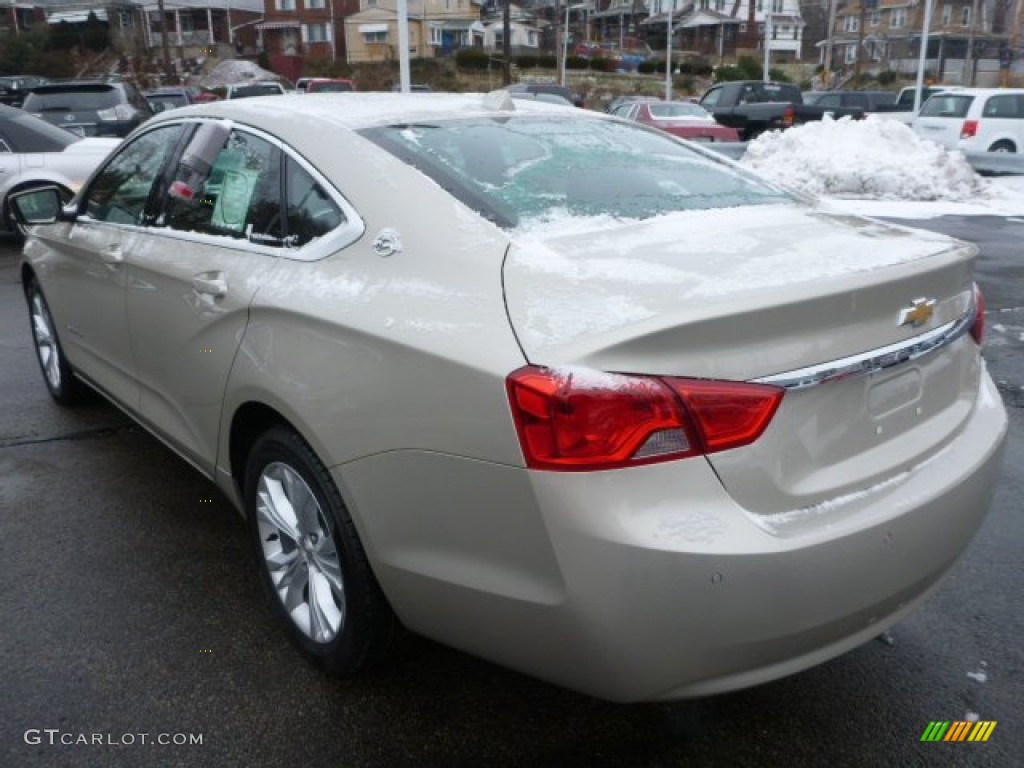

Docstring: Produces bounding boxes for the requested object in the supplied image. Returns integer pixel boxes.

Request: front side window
[164,129,284,245]
[362,117,791,230]
[83,124,185,225]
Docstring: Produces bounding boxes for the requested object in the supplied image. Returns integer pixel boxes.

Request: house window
[845,44,856,63]
[306,23,330,42]
[772,0,783,12]
[891,8,905,28]
[699,0,709,10]
[430,25,442,46]
[961,6,970,25]
[276,0,295,10]
[715,0,725,10]
[941,4,952,24]
[494,30,503,47]
[844,15,859,32]
[739,22,747,32]
[869,11,880,26]
[363,30,387,43]
[307,0,326,8]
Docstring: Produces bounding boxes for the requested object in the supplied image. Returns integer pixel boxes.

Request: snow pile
[741,116,988,202]
[200,60,282,88]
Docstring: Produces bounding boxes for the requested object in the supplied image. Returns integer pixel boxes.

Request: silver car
[14,93,1007,702]
[0,104,119,236]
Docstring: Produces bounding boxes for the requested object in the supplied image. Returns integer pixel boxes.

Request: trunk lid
[503,204,981,516]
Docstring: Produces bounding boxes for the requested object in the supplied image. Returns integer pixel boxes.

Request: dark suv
[22,80,153,137]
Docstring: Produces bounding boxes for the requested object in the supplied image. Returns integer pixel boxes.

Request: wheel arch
[21,261,37,298]
[228,401,297,507]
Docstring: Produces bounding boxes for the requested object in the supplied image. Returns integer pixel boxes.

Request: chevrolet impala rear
[356,104,1007,701]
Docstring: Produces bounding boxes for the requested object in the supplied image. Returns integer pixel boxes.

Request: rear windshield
[229,84,283,99]
[309,81,354,93]
[649,103,710,119]
[0,111,78,152]
[23,86,119,112]
[362,117,791,229]
[148,93,188,109]
[918,94,974,118]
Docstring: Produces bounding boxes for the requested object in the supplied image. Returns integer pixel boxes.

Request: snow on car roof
[149,91,578,133]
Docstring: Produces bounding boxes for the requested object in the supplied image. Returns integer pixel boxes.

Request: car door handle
[192,272,227,298]
[100,243,123,264]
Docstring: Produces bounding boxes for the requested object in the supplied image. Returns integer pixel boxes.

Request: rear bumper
[341,369,1008,702]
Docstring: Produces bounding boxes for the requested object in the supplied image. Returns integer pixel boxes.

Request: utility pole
[964,0,980,85]
[854,0,867,83]
[503,0,512,85]
[824,0,838,86]
[157,0,173,83]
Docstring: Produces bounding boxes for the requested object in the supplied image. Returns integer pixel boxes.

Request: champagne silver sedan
[14,93,1007,702]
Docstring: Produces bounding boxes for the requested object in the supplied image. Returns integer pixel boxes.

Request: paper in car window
[211,169,258,232]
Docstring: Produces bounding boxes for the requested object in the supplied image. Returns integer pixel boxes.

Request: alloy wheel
[256,461,346,643]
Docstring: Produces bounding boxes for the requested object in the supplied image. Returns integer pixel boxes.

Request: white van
[912,87,1024,152]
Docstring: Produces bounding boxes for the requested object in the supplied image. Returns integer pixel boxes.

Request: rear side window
[919,94,974,118]
[164,129,285,245]
[285,157,344,247]
[981,94,1022,118]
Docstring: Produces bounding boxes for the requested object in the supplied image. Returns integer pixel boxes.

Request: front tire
[244,426,395,676]
[26,277,84,406]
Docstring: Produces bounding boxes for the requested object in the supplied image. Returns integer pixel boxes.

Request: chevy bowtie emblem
[898,297,936,328]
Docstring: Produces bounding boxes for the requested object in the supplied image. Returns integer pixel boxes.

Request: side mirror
[8,186,71,228]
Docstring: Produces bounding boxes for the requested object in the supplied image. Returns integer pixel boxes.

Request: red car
[612,99,739,142]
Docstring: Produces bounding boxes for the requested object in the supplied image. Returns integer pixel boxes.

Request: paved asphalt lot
[1,215,1022,768]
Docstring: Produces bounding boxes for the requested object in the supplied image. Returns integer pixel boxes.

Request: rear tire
[244,426,395,676]
[988,140,1016,153]
[26,276,84,406]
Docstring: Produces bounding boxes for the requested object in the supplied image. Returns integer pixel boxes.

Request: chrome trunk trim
[753,303,976,391]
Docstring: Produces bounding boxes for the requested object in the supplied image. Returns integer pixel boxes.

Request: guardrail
[703,143,1024,176]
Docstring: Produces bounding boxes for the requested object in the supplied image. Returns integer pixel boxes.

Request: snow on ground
[739,115,1024,219]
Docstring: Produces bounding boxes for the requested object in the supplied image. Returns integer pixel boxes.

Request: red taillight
[506,366,784,471]
[961,119,979,139]
[971,282,985,345]
[783,105,795,128]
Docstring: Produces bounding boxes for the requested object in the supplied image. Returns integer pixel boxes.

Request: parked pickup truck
[698,81,864,141]
[867,86,960,124]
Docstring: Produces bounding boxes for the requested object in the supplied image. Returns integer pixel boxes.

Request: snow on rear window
[361,117,792,229]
